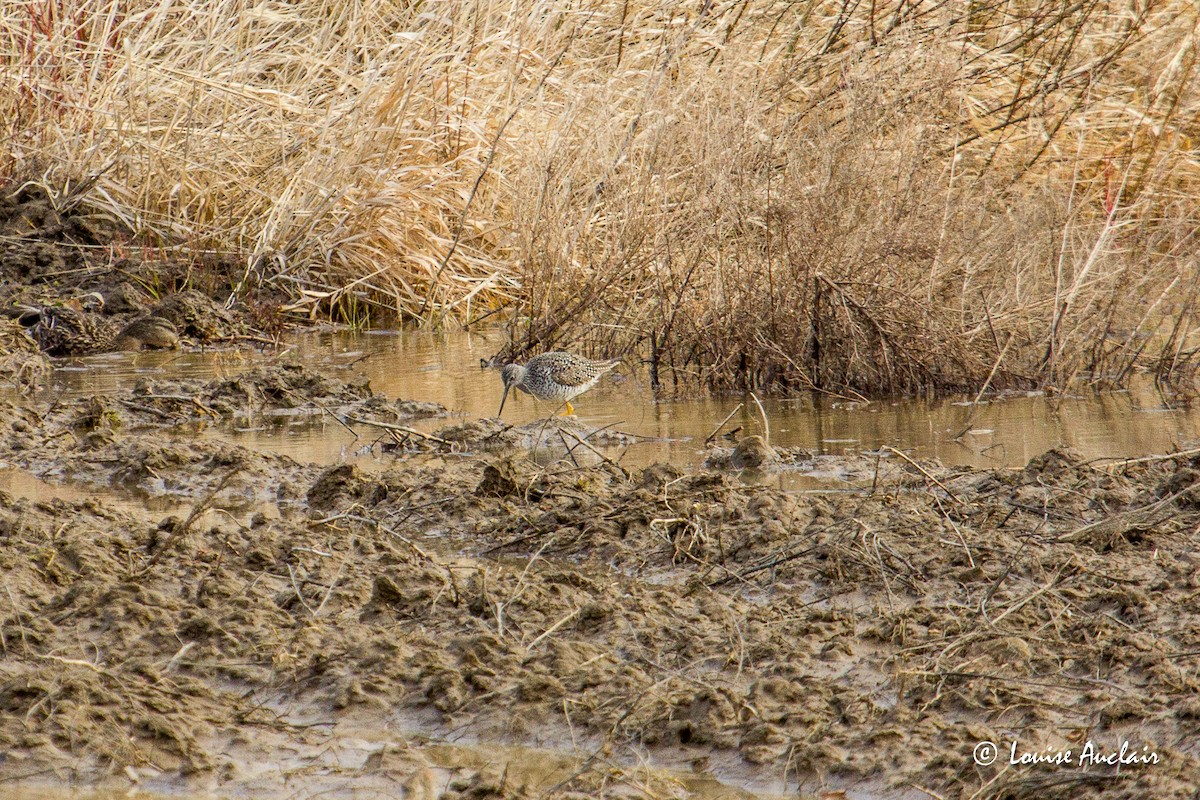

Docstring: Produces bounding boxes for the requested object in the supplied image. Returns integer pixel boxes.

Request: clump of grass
[2,0,522,322]
[501,0,1200,394]
[3,0,1198,393]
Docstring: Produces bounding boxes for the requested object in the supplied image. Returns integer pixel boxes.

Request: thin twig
[952,332,1014,440]
[347,415,450,445]
[749,392,770,446]
[704,403,743,446]
[881,446,961,504]
[135,468,242,574]
[559,426,629,478]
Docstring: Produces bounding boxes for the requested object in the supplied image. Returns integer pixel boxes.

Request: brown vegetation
[3,0,1199,394]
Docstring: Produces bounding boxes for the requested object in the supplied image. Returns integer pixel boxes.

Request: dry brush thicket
[3,0,1199,394]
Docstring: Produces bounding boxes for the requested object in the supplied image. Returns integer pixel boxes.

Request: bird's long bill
[497,384,510,417]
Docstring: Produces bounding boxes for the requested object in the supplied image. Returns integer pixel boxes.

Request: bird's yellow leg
[563,401,575,415]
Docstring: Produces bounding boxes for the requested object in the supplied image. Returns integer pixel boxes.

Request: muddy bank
[0,181,283,389]
[0,363,1197,799]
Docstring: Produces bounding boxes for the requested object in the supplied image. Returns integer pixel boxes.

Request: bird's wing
[543,359,581,387]
[547,356,613,387]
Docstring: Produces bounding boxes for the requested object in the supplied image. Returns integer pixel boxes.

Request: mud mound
[0,364,452,505]
[0,182,276,354]
[307,463,388,511]
[0,318,49,392]
[106,439,313,502]
[353,449,1200,798]
[201,363,374,410]
[0,183,121,288]
[123,364,445,427]
[148,290,243,341]
[435,416,639,456]
[0,390,321,502]
[436,417,522,448]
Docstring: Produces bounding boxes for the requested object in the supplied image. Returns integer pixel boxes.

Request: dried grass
[3,0,1199,393]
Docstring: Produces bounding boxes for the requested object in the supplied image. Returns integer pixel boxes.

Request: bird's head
[497,363,526,417]
[500,363,524,388]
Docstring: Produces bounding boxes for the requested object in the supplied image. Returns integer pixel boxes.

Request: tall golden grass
[3,0,1198,393]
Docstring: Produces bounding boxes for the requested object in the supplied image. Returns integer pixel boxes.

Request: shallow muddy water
[36,328,1200,473]
[4,326,1199,800]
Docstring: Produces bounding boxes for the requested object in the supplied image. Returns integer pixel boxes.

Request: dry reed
[3,0,1198,393]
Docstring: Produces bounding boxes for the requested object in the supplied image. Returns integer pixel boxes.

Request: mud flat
[2,186,1200,798]
[0,358,1194,800]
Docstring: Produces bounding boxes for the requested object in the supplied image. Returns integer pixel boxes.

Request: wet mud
[2,188,1200,799]
[0,356,1198,799]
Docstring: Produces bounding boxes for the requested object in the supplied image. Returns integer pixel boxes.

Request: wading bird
[497,352,618,417]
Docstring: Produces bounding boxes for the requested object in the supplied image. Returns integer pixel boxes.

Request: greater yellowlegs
[497,352,619,416]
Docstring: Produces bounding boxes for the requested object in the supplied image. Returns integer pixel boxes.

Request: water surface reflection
[37,328,1200,472]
